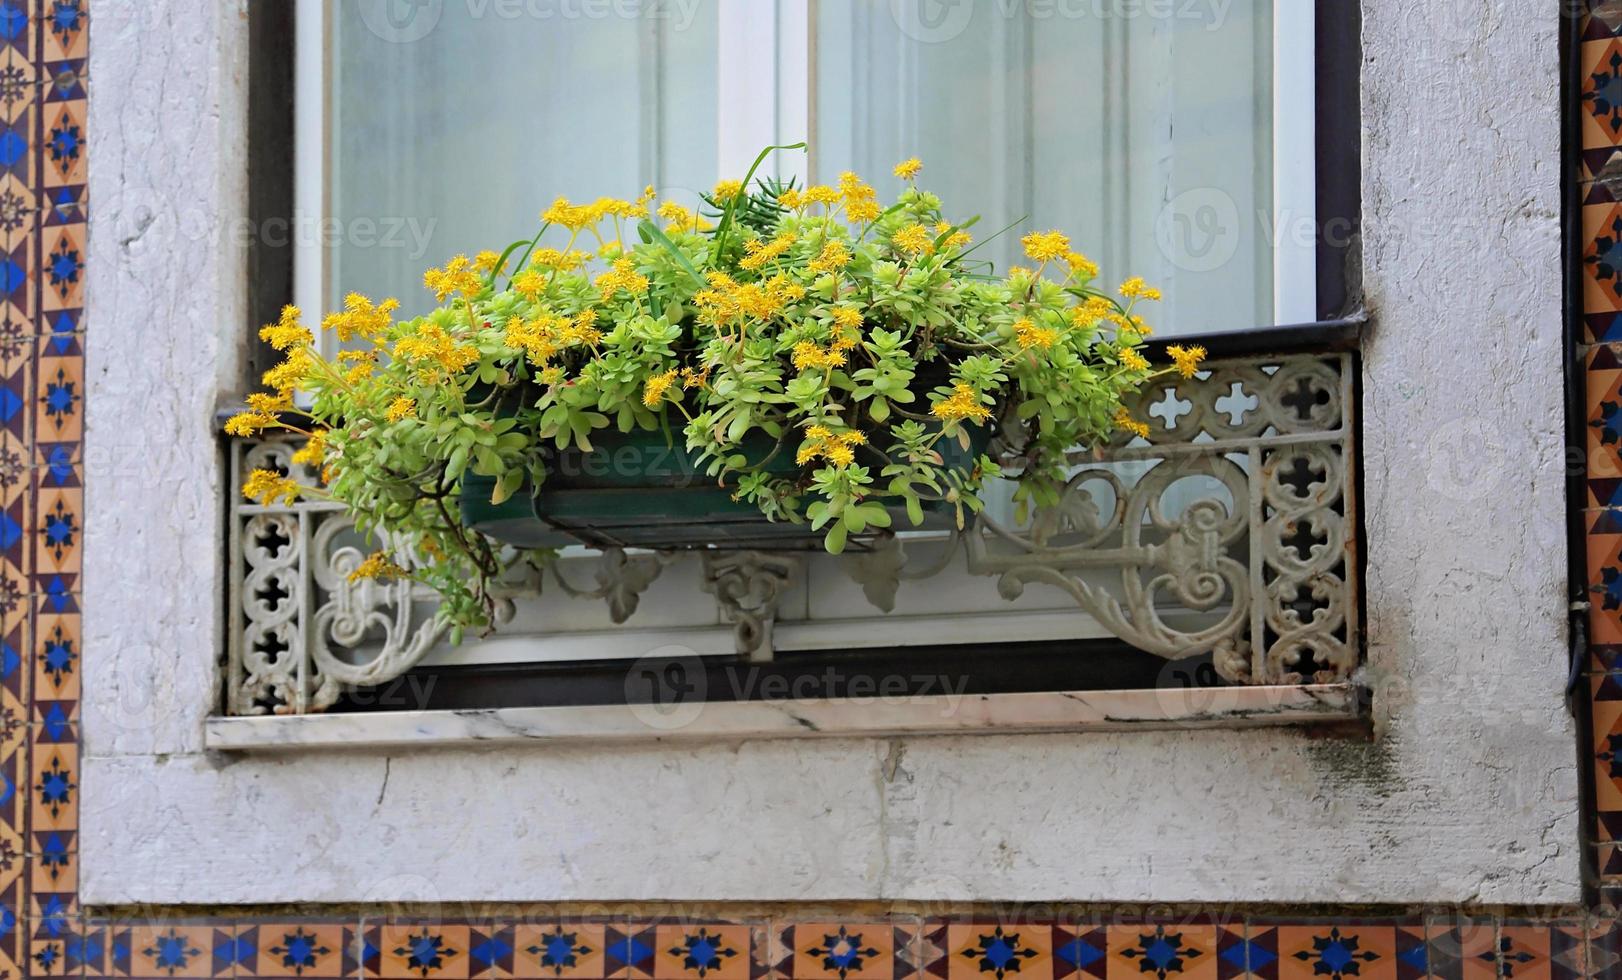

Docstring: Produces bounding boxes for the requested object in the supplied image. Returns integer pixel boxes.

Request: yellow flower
[243,468,301,507]
[1119,348,1150,372]
[348,550,405,583]
[1070,297,1112,326]
[777,187,805,210]
[385,397,416,422]
[739,231,798,271]
[642,368,678,408]
[805,185,841,207]
[1114,407,1150,440]
[808,240,851,276]
[798,427,866,468]
[511,269,547,300]
[931,384,993,424]
[542,196,610,231]
[423,254,483,301]
[1021,230,1071,263]
[892,223,934,257]
[259,305,313,352]
[712,179,743,201]
[1066,252,1099,279]
[1119,277,1162,301]
[262,348,314,397]
[224,410,276,437]
[290,430,328,468]
[1166,344,1207,378]
[536,366,566,386]
[1013,318,1059,350]
[657,200,699,232]
[893,157,922,180]
[937,222,972,250]
[792,341,847,371]
[681,366,710,390]
[595,257,650,299]
[321,293,399,343]
[845,197,882,223]
[473,250,507,276]
[829,305,862,331]
[394,323,480,376]
[530,248,589,271]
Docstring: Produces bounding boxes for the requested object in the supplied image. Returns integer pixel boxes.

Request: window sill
[204,683,1361,751]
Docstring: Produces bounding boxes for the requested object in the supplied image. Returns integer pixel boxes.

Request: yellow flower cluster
[1066,252,1099,279]
[1013,318,1059,350]
[322,293,399,343]
[394,323,480,378]
[385,397,416,422]
[243,468,301,506]
[808,240,851,276]
[348,550,406,583]
[542,195,648,231]
[290,429,327,468]
[225,388,294,437]
[1114,408,1150,440]
[711,180,744,201]
[1120,277,1163,302]
[642,368,678,407]
[1119,348,1151,372]
[1166,344,1207,378]
[423,254,483,301]
[796,425,865,468]
[1021,230,1071,264]
[840,172,882,223]
[259,304,313,352]
[931,384,993,424]
[657,200,702,233]
[739,231,798,271]
[531,248,590,272]
[893,157,922,180]
[935,221,972,251]
[892,223,934,257]
[594,257,650,299]
[693,271,804,327]
[504,310,603,367]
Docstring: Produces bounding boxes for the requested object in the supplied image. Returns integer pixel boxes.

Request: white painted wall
[81,0,1579,905]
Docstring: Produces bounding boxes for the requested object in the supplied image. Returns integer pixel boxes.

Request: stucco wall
[80,0,1580,905]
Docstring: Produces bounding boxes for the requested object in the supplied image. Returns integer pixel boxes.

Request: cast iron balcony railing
[223,347,1358,715]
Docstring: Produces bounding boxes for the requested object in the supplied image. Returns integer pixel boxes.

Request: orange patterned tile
[373,924,472,980]
[241,922,356,979]
[1104,923,1216,980]
[511,923,611,980]
[772,922,915,980]
[652,925,754,980]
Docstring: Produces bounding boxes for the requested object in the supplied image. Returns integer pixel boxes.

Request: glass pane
[328,0,720,317]
[814,1,1275,335]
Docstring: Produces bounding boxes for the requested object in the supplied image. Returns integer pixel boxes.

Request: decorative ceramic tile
[237,922,358,979]
[26,735,72,832]
[1584,40,1622,150]
[116,923,239,979]
[37,222,77,313]
[39,97,78,188]
[771,922,919,980]
[651,925,756,980]
[34,345,79,444]
[39,0,83,63]
[33,611,76,702]
[506,923,614,980]
[371,924,472,980]
[1426,920,1498,980]
[1104,922,1217,980]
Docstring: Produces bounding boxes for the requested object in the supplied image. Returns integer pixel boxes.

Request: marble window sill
[204,683,1360,751]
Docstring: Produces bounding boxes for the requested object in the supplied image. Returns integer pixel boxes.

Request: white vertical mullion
[716,0,781,180]
[1273,0,1317,323]
[294,0,328,353]
[775,0,810,186]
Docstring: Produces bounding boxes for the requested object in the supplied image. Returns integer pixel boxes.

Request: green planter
[460,427,990,551]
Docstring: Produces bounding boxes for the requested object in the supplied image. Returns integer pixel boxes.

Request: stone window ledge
[203,683,1360,750]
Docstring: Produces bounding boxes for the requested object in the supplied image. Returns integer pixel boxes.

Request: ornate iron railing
[224,351,1357,714]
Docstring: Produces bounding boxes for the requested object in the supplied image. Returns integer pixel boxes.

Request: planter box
[461,427,986,551]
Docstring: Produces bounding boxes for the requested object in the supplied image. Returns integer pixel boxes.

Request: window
[223,0,1361,727]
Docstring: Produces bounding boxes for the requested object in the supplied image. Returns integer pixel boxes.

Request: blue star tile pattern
[804,926,879,980]
[1291,928,1379,980]
[958,927,1037,980]
[142,927,203,977]
[669,928,738,978]
[268,925,337,976]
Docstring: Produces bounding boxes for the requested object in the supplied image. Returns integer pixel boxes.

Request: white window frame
[286,0,1320,669]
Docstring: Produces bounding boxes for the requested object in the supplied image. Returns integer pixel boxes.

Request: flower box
[460,426,988,551]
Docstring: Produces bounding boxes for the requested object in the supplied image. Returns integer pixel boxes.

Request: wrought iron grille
[224,351,1357,714]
